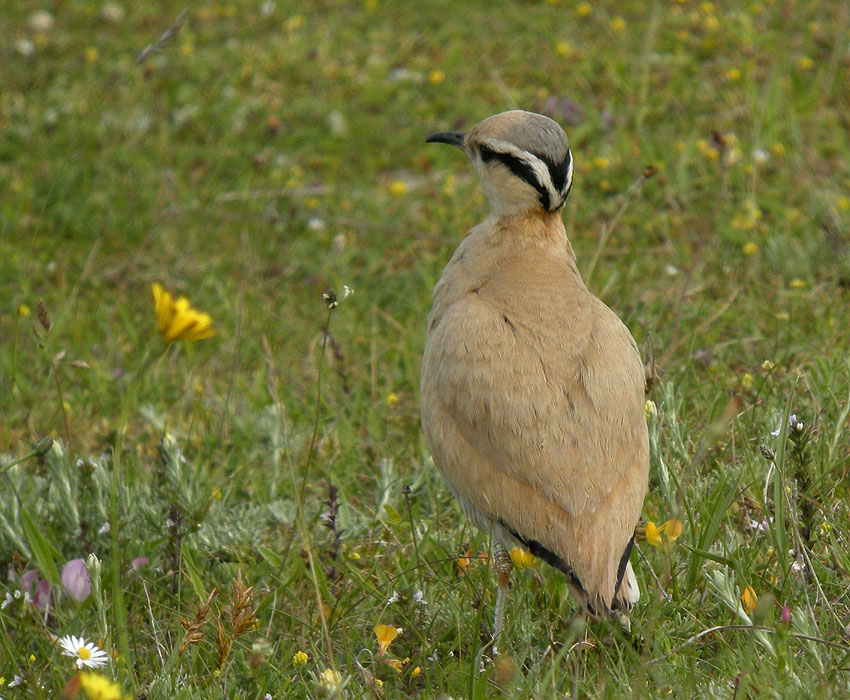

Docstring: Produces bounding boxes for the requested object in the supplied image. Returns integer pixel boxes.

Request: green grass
[2,0,850,697]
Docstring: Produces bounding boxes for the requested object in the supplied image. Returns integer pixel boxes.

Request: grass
[1,0,850,697]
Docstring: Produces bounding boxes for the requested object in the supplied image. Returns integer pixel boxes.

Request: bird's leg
[492,543,513,654]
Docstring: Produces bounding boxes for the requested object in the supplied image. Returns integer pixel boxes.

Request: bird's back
[421,213,648,613]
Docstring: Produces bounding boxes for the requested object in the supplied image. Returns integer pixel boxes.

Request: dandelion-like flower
[59,635,109,669]
[77,671,128,700]
[151,282,215,343]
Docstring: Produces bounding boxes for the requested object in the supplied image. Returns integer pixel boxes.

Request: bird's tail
[613,560,640,609]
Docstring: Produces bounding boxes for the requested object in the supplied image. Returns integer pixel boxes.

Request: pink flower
[21,569,38,591]
[780,605,791,624]
[33,579,51,612]
[61,559,91,602]
[130,557,149,573]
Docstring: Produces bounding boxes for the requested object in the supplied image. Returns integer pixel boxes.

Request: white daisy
[58,635,109,669]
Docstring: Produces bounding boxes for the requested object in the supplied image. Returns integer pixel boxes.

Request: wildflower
[790,278,807,289]
[317,668,342,695]
[33,579,51,612]
[292,650,308,667]
[62,559,91,602]
[389,181,408,197]
[644,400,657,419]
[2,592,12,609]
[77,671,127,700]
[410,666,421,678]
[427,69,445,85]
[740,373,753,391]
[374,624,399,656]
[9,675,23,687]
[555,41,573,58]
[726,68,741,82]
[151,283,215,343]
[743,242,758,256]
[645,519,683,547]
[85,47,99,63]
[17,303,31,317]
[576,2,591,17]
[796,56,814,71]
[509,547,535,569]
[412,590,427,605]
[129,557,149,573]
[838,196,850,212]
[741,586,757,615]
[59,635,109,669]
[645,521,663,548]
[610,16,626,32]
[780,605,791,623]
[386,392,399,405]
[386,590,399,605]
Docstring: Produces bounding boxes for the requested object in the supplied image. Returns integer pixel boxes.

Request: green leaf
[20,507,61,584]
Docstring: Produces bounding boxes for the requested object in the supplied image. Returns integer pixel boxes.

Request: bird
[420,110,649,640]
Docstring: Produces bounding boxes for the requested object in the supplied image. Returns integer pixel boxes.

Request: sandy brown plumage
[421,111,648,615]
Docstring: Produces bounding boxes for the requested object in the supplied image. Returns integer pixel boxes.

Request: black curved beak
[426,131,465,147]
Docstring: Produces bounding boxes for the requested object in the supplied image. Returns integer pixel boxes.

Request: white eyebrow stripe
[478,137,565,210]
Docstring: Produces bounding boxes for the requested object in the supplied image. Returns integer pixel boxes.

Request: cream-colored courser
[421,110,648,621]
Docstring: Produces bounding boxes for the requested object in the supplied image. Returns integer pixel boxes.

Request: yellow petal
[374,624,398,654]
[663,519,683,542]
[741,586,757,615]
[509,547,535,570]
[645,521,663,548]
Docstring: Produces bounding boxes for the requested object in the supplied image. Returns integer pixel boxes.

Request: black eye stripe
[536,149,571,194]
[479,145,551,210]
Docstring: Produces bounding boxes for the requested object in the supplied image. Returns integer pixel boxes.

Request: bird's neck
[485,210,575,258]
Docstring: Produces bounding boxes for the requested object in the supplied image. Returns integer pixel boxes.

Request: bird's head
[427,110,573,218]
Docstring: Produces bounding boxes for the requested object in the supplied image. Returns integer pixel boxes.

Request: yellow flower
[292,650,308,667]
[576,2,591,17]
[555,40,573,58]
[17,303,31,317]
[664,519,683,542]
[389,181,408,197]
[761,360,774,371]
[645,521,663,548]
[592,156,610,170]
[386,392,399,405]
[645,400,657,419]
[741,586,757,615]
[427,69,445,85]
[790,278,807,289]
[151,283,215,343]
[77,671,130,700]
[317,668,342,693]
[645,519,683,547]
[696,139,719,162]
[743,241,758,256]
[374,624,399,656]
[509,547,535,569]
[837,196,850,212]
[740,373,753,390]
[726,68,741,82]
[410,666,421,679]
[85,47,99,63]
[610,16,626,32]
[797,56,814,71]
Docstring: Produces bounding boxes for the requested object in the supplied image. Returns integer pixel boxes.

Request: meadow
[1,0,850,697]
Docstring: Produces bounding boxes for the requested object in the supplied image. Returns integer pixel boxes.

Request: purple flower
[130,557,149,573]
[20,569,38,591]
[780,605,792,624]
[61,558,91,602]
[33,578,51,612]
